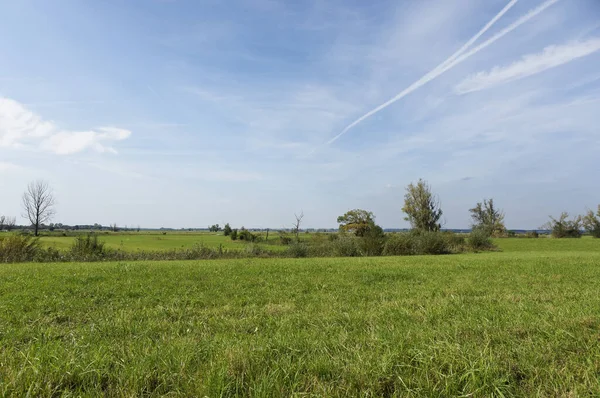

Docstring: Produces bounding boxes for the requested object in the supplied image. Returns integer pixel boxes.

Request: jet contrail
[324,0,561,147]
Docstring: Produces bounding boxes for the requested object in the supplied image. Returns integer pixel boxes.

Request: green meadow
[38,231,253,251]
[1,238,599,396]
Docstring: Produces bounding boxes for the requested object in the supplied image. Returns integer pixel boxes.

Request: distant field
[37,231,292,251]
[1,240,599,396]
[493,235,600,252]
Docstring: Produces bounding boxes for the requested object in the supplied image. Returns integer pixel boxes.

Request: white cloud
[455,37,600,94]
[0,97,131,154]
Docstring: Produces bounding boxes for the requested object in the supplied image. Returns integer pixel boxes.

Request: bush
[70,233,106,259]
[332,236,362,257]
[286,242,309,258]
[0,234,40,263]
[383,233,415,256]
[230,229,238,241]
[414,230,453,255]
[468,228,494,252]
[245,244,268,257]
[442,232,467,253]
[279,231,292,245]
[544,213,582,238]
[359,225,386,256]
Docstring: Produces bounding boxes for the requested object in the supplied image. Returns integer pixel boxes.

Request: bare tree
[6,216,16,231]
[292,211,304,242]
[22,180,56,236]
[0,215,5,231]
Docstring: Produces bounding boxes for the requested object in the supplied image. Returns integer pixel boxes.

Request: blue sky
[1,0,599,229]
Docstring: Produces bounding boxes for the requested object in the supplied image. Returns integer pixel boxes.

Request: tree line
[2,179,599,240]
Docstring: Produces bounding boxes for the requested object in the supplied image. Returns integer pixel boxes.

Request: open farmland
[1,239,599,396]
[37,231,290,252]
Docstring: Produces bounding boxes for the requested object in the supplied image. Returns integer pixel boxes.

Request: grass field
[1,240,599,396]
[37,231,287,251]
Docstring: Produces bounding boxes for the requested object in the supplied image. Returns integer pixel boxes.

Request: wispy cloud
[320,0,562,148]
[456,37,600,94]
[0,97,131,155]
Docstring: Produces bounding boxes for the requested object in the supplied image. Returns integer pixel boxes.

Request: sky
[1,0,599,230]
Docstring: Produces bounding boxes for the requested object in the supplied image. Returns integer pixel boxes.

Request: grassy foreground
[1,249,600,396]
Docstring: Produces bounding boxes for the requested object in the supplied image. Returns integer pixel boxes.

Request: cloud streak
[0,97,131,155]
[455,37,600,94]
[323,0,561,147]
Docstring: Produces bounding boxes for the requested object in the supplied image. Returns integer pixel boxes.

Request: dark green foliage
[332,236,362,257]
[0,234,40,263]
[402,179,443,232]
[70,233,106,259]
[582,205,600,238]
[286,242,309,258]
[412,230,453,255]
[469,198,507,237]
[208,224,221,233]
[337,209,376,237]
[279,231,292,245]
[544,213,582,238]
[382,233,415,256]
[468,228,495,251]
[223,223,232,236]
[358,224,386,256]
[383,231,477,256]
[230,229,238,241]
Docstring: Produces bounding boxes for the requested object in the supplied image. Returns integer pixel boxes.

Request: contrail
[324,0,561,147]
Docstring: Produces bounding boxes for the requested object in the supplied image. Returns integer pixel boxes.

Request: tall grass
[1,251,599,396]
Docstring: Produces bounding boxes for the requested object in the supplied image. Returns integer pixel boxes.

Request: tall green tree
[223,223,232,236]
[402,179,443,232]
[469,198,506,237]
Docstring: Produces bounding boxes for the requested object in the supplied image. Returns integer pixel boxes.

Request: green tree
[402,179,443,232]
[230,229,238,241]
[469,198,506,237]
[337,209,376,237]
[582,205,600,238]
[542,212,582,238]
[223,223,232,236]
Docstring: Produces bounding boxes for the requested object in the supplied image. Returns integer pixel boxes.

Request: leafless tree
[6,216,16,231]
[0,215,5,231]
[292,211,304,242]
[22,180,56,236]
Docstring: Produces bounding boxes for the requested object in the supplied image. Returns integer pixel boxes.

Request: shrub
[358,225,386,256]
[582,206,600,238]
[70,233,106,259]
[0,234,41,263]
[279,231,292,245]
[230,229,238,241]
[414,230,452,255]
[544,213,582,238]
[245,244,268,257]
[468,228,494,252]
[332,236,362,257]
[442,232,467,253]
[383,233,415,256]
[286,242,309,258]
